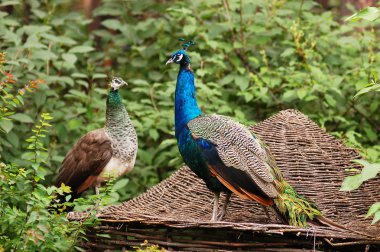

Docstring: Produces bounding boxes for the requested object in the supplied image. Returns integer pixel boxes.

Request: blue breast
[174,67,226,192]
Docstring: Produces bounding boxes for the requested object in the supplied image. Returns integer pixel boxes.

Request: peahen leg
[217,192,232,221]
[95,185,100,195]
[94,184,101,208]
[211,192,220,222]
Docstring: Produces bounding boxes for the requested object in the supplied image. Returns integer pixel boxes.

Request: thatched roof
[69,110,380,251]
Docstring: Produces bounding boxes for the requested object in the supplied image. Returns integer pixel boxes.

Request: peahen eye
[174,54,183,62]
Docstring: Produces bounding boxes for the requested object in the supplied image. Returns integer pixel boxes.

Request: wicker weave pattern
[70,110,380,246]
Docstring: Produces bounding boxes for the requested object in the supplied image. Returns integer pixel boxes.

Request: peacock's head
[166,39,195,66]
[110,77,127,91]
[166,49,190,65]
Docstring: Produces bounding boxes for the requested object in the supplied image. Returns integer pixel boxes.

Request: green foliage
[354,78,380,100]
[135,240,166,252]
[346,7,380,22]
[0,110,78,251]
[340,160,380,191]
[1,0,379,200]
[0,53,115,251]
[339,6,380,225]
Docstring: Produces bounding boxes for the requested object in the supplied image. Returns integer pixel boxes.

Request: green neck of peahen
[105,89,133,138]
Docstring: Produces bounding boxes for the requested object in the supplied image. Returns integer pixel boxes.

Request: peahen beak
[110,77,128,90]
[166,58,174,65]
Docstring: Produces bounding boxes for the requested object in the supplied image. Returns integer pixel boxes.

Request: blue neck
[175,65,202,137]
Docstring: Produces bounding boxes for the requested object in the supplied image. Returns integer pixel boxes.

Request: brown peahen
[55,77,137,204]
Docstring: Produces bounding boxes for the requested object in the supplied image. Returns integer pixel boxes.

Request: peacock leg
[211,192,220,221]
[217,192,232,221]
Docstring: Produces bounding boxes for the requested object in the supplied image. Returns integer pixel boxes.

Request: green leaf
[69,46,94,53]
[235,76,249,91]
[366,202,380,218]
[92,73,107,79]
[325,94,336,107]
[341,160,380,191]
[280,48,295,57]
[371,211,380,225]
[62,53,77,65]
[32,50,58,60]
[339,174,362,191]
[0,1,20,6]
[23,25,51,35]
[183,25,196,35]
[0,119,13,133]
[113,178,129,191]
[149,129,159,141]
[346,7,380,22]
[356,160,380,182]
[67,119,83,130]
[101,19,122,31]
[40,34,77,45]
[354,84,380,99]
[8,113,34,123]
[297,88,307,100]
[282,90,297,102]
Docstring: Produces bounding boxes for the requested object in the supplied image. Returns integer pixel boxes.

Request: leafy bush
[339,6,380,225]
[0,54,118,251]
[2,0,379,200]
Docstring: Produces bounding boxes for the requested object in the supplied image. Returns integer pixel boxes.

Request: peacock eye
[174,54,183,62]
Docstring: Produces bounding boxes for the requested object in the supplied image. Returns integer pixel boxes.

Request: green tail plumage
[274,180,321,227]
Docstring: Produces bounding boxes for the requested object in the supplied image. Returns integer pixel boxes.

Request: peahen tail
[273,180,321,227]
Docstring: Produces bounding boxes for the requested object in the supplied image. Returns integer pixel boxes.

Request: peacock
[166,41,323,227]
[55,77,137,204]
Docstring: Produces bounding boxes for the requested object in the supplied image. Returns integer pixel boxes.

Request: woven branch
[69,109,380,250]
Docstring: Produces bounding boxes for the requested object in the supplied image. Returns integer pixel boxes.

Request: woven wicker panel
[70,109,380,241]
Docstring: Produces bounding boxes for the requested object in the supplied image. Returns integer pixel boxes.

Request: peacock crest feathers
[167,39,195,65]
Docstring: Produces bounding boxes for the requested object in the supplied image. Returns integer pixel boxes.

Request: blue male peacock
[166,41,322,226]
[55,77,137,203]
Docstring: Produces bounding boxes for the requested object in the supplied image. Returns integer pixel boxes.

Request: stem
[239,0,246,50]
[298,0,304,18]
[31,119,44,190]
[46,42,52,75]
[150,84,158,112]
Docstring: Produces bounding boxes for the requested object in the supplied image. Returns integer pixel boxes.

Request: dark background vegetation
[0,0,379,250]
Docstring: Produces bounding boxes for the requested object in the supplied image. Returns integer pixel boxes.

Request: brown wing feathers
[56,128,112,195]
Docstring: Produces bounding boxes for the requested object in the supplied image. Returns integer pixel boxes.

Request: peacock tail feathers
[274,181,322,227]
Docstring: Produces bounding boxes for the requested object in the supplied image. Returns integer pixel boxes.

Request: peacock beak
[166,58,174,65]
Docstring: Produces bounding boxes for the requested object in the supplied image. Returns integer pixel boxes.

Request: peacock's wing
[56,128,112,194]
[188,114,279,205]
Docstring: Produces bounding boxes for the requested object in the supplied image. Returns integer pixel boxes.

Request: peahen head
[110,77,127,91]
[166,39,195,66]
